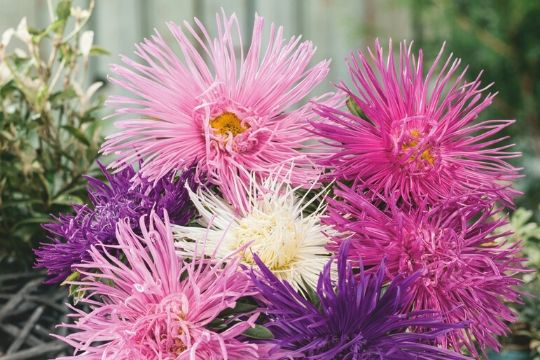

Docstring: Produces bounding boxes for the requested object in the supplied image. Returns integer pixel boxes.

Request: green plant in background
[0,0,105,269]
[505,208,540,360]
[493,208,540,359]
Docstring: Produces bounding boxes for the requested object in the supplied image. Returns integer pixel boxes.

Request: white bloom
[71,7,90,21]
[0,62,11,84]
[73,81,102,114]
[15,17,31,44]
[1,28,14,48]
[79,30,93,59]
[173,174,334,290]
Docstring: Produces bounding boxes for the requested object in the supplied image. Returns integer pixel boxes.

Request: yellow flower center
[230,209,300,272]
[401,129,435,165]
[210,112,250,137]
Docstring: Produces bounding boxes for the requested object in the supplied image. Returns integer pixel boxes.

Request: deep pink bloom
[312,40,520,205]
[56,211,270,359]
[325,183,524,356]
[102,12,341,210]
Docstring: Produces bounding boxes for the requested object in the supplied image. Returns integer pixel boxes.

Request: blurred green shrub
[0,0,105,269]
[502,208,540,359]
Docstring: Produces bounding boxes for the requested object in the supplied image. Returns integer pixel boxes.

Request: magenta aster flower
[101,12,341,210]
[56,211,271,359]
[325,183,524,355]
[34,163,196,284]
[251,242,470,359]
[312,40,520,205]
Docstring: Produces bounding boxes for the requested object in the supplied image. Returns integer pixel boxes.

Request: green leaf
[62,125,90,146]
[89,46,110,56]
[52,194,84,206]
[12,216,51,229]
[346,96,366,119]
[242,325,274,339]
[206,318,227,331]
[50,87,77,105]
[63,271,80,284]
[300,278,321,309]
[49,19,67,34]
[56,0,72,21]
[219,299,258,318]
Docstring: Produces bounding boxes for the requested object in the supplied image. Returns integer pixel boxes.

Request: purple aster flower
[324,183,524,355]
[312,40,520,206]
[251,242,470,359]
[34,163,196,284]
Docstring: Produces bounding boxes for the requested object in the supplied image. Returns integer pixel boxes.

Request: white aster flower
[173,173,333,290]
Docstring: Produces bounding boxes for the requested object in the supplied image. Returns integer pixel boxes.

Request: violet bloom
[251,243,470,359]
[312,40,520,206]
[56,212,271,359]
[34,163,196,284]
[101,12,342,211]
[325,183,524,355]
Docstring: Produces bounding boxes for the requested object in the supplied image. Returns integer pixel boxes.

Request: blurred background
[0,0,539,359]
[3,0,538,206]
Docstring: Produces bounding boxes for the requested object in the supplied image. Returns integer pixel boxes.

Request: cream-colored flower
[173,174,333,290]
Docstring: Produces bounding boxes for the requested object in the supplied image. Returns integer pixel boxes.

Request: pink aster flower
[312,40,520,205]
[55,211,271,359]
[102,12,341,210]
[325,183,524,356]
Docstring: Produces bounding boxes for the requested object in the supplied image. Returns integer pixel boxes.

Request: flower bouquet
[35,11,525,359]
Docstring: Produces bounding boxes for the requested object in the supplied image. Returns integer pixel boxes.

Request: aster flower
[173,172,333,290]
[34,163,196,284]
[250,242,470,359]
[312,40,520,205]
[325,183,524,355]
[101,11,342,210]
[56,211,271,359]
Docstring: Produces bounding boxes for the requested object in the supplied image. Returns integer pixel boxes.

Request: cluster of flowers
[35,12,524,359]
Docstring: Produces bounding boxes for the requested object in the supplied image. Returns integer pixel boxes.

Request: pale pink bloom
[102,12,341,210]
[56,211,271,359]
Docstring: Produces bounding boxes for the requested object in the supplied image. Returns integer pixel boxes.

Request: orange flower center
[401,129,435,165]
[210,112,250,137]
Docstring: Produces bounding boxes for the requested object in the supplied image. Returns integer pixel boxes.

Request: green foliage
[0,0,105,269]
[502,208,540,357]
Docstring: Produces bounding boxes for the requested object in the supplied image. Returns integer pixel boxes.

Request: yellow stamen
[401,129,435,165]
[210,112,249,137]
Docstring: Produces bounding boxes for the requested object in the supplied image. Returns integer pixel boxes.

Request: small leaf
[346,96,366,119]
[89,46,110,56]
[56,0,72,21]
[219,299,258,318]
[62,125,90,146]
[63,271,80,284]
[49,19,66,34]
[242,325,274,339]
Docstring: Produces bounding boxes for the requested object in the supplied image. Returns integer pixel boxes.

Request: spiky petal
[55,211,270,359]
[174,171,333,291]
[325,183,524,355]
[312,40,520,206]
[34,164,196,284]
[251,242,470,359]
[101,12,342,210]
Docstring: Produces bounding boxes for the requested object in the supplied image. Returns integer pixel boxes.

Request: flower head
[174,172,332,290]
[101,12,341,210]
[325,183,524,355]
[34,163,196,284]
[251,242,470,359]
[56,211,270,359]
[312,40,520,205]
